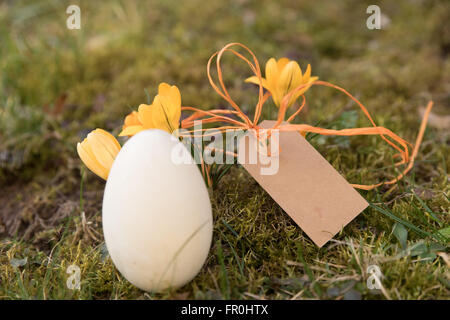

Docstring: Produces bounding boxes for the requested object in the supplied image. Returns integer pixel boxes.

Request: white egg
[102,129,213,292]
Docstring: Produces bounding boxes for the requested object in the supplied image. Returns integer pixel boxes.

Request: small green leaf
[436,226,450,241]
[393,222,408,249]
[409,241,428,257]
[419,252,436,261]
[99,243,109,262]
[10,257,28,268]
[429,242,446,251]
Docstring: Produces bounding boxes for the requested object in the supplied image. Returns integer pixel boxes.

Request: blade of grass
[411,191,443,225]
[216,240,230,299]
[15,270,30,299]
[144,88,151,105]
[79,167,85,213]
[410,202,435,229]
[368,201,442,243]
[296,244,322,297]
[219,229,244,277]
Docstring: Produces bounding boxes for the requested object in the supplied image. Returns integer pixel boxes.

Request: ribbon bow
[179,43,433,191]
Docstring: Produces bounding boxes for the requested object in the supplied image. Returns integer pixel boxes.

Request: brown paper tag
[237,120,368,247]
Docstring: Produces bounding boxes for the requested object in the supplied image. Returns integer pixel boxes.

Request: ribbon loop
[180,43,433,190]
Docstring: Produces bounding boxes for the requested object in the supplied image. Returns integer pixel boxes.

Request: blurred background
[0,0,448,299]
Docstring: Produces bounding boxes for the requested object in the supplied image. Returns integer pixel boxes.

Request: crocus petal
[157,82,172,96]
[87,133,115,172]
[155,84,181,130]
[167,86,181,126]
[265,58,278,90]
[157,83,181,109]
[153,83,182,131]
[93,129,121,157]
[245,76,269,90]
[119,125,145,137]
[137,104,155,129]
[152,95,173,133]
[170,99,181,129]
[278,61,302,100]
[172,86,182,108]
[77,141,108,180]
[303,64,311,83]
[120,111,144,137]
[298,76,318,96]
[124,111,141,127]
[290,78,318,104]
[276,57,290,71]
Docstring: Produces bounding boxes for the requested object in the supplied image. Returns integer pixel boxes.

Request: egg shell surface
[102,129,213,292]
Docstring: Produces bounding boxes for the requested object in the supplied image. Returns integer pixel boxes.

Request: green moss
[0,0,448,299]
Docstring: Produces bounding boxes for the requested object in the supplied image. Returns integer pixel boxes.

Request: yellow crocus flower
[245,58,318,108]
[77,129,121,180]
[119,83,181,136]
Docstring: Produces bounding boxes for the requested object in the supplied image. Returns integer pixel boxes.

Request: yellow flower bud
[245,58,318,108]
[77,129,121,180]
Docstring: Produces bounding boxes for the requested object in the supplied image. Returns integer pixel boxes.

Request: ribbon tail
[352,101,433,191]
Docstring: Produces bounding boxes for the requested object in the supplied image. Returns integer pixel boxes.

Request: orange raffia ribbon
[179,43,434,191]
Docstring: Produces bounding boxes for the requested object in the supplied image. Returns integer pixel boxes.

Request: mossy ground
[0,0,449,299]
